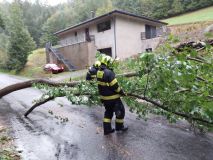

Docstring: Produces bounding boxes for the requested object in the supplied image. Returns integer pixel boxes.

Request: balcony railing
[55,35,95,49]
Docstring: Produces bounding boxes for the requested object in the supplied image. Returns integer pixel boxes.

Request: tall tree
[21,0,54,47]
[6,1,35,72]
[95,0,114,16]
[39,0,105,46]
[39,6,74,47]
[0,12,9,68]
[170,0,184,15]
[151,0,172,18]
[0,12,5,29]
[113,0,142,15]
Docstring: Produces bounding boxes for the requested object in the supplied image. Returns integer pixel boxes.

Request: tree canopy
[5,1,36,72]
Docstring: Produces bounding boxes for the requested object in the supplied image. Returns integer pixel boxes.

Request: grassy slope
[19,48,73,79]
[162,6,213,25]
[19,48,50,78]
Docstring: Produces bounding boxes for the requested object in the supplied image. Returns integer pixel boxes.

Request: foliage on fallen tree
[118,40,213,129]
[0,39,212,131]
[26,40,213,131]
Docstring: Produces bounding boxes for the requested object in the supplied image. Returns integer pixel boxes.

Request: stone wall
[141,37,163,52]
[57,41,96,70]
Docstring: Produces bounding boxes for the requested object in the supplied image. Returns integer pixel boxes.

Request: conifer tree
[6,1,35,72]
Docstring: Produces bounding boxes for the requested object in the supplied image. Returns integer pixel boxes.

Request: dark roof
[54,10,168,35]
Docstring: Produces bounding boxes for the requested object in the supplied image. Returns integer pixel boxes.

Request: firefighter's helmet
[101,55,113,66]
[94,61,101,68]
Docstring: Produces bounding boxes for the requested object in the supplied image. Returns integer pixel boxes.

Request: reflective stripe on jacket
[97,65,123,100]
[86,66,98,80]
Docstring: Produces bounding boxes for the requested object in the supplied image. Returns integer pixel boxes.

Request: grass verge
[163,6,213,25]
[19,48,52,78]
[0,127,20,160]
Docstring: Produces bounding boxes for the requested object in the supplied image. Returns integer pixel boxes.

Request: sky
[0,0,68,6]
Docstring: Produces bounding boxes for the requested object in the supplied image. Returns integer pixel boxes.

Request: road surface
[0,73,213,160]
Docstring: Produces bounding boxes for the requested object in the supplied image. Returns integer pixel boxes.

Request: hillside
[163,6,213,25]
[168,21,213,43]
[19,48,48,78]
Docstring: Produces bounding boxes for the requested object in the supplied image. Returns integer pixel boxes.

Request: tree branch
[196,76,208,83]
[174,88,190,93]
[24,96,55,117]
[0,72,139,99]
[0,79,81,98]
[117,71,139,77]
[208,95,213,99]
[24,93,90,117]
[127,93,213,125]
[187,56,207,63]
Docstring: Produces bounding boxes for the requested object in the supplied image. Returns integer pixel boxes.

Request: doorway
[98,48,112,57]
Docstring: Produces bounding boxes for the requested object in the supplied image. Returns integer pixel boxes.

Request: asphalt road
[0,73,213,160]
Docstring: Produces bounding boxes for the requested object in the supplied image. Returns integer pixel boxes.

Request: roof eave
[54,11,115,35]
[54,10,167,36]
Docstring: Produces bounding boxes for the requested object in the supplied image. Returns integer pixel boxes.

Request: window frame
[97,20,111,32]
[145,25,157,39]
[98,48,112,57]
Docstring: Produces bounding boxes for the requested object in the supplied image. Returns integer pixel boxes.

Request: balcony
[55,35,95,49]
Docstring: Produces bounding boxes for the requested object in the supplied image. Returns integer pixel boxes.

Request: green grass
[162,6,213,25]
[0,129,20,160]
[0,48,49,78]
[0,48,82,80]
[19,48,52,78]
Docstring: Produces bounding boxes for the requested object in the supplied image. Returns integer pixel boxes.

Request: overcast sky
[0,0,68,6]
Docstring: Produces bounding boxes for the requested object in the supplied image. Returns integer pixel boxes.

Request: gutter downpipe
[113,16,117,58]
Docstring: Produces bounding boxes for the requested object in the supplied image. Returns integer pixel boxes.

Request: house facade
[47,10,167,70]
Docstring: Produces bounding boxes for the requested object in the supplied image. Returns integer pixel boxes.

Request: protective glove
[120,90,127,96]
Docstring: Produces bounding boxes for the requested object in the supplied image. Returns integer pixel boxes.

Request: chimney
[91,11,95,18]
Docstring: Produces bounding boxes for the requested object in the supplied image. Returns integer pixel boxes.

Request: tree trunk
[0,79,80,98]
[0,72,138,99]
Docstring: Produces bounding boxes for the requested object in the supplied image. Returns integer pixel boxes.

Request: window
[141,32,146,40]
[146,48,152,52]
[97,20,111,32]
[98,48,112,57]
[85,28,91,41]
[145,25,156,39]
[74,32,77,36]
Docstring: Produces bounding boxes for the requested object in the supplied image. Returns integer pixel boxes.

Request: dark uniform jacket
[97,65,124,101]
[86,66,98,80]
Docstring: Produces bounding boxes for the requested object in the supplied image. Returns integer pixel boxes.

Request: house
[46,10,167,70]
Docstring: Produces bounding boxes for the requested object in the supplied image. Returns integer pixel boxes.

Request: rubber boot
[115,123,128,132]
[103,122,115,135]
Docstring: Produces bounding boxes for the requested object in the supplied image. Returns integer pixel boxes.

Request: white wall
[88,19,115,57]
[58,16,164,60]
[58,19,116,57]
[59,29,86,45]
[115,16,145,59]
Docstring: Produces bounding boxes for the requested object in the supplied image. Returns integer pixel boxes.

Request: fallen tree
[0,72,138,98]
[0,79,80,98]
[22,88,213,125]
[0,71,212,125]
[0,40,212,130]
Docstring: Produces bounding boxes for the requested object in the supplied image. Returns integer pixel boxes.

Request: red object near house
[44,64,64,74]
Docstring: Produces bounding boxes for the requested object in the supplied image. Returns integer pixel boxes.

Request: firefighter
[97,55,128,135]
[86,61,101,80]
